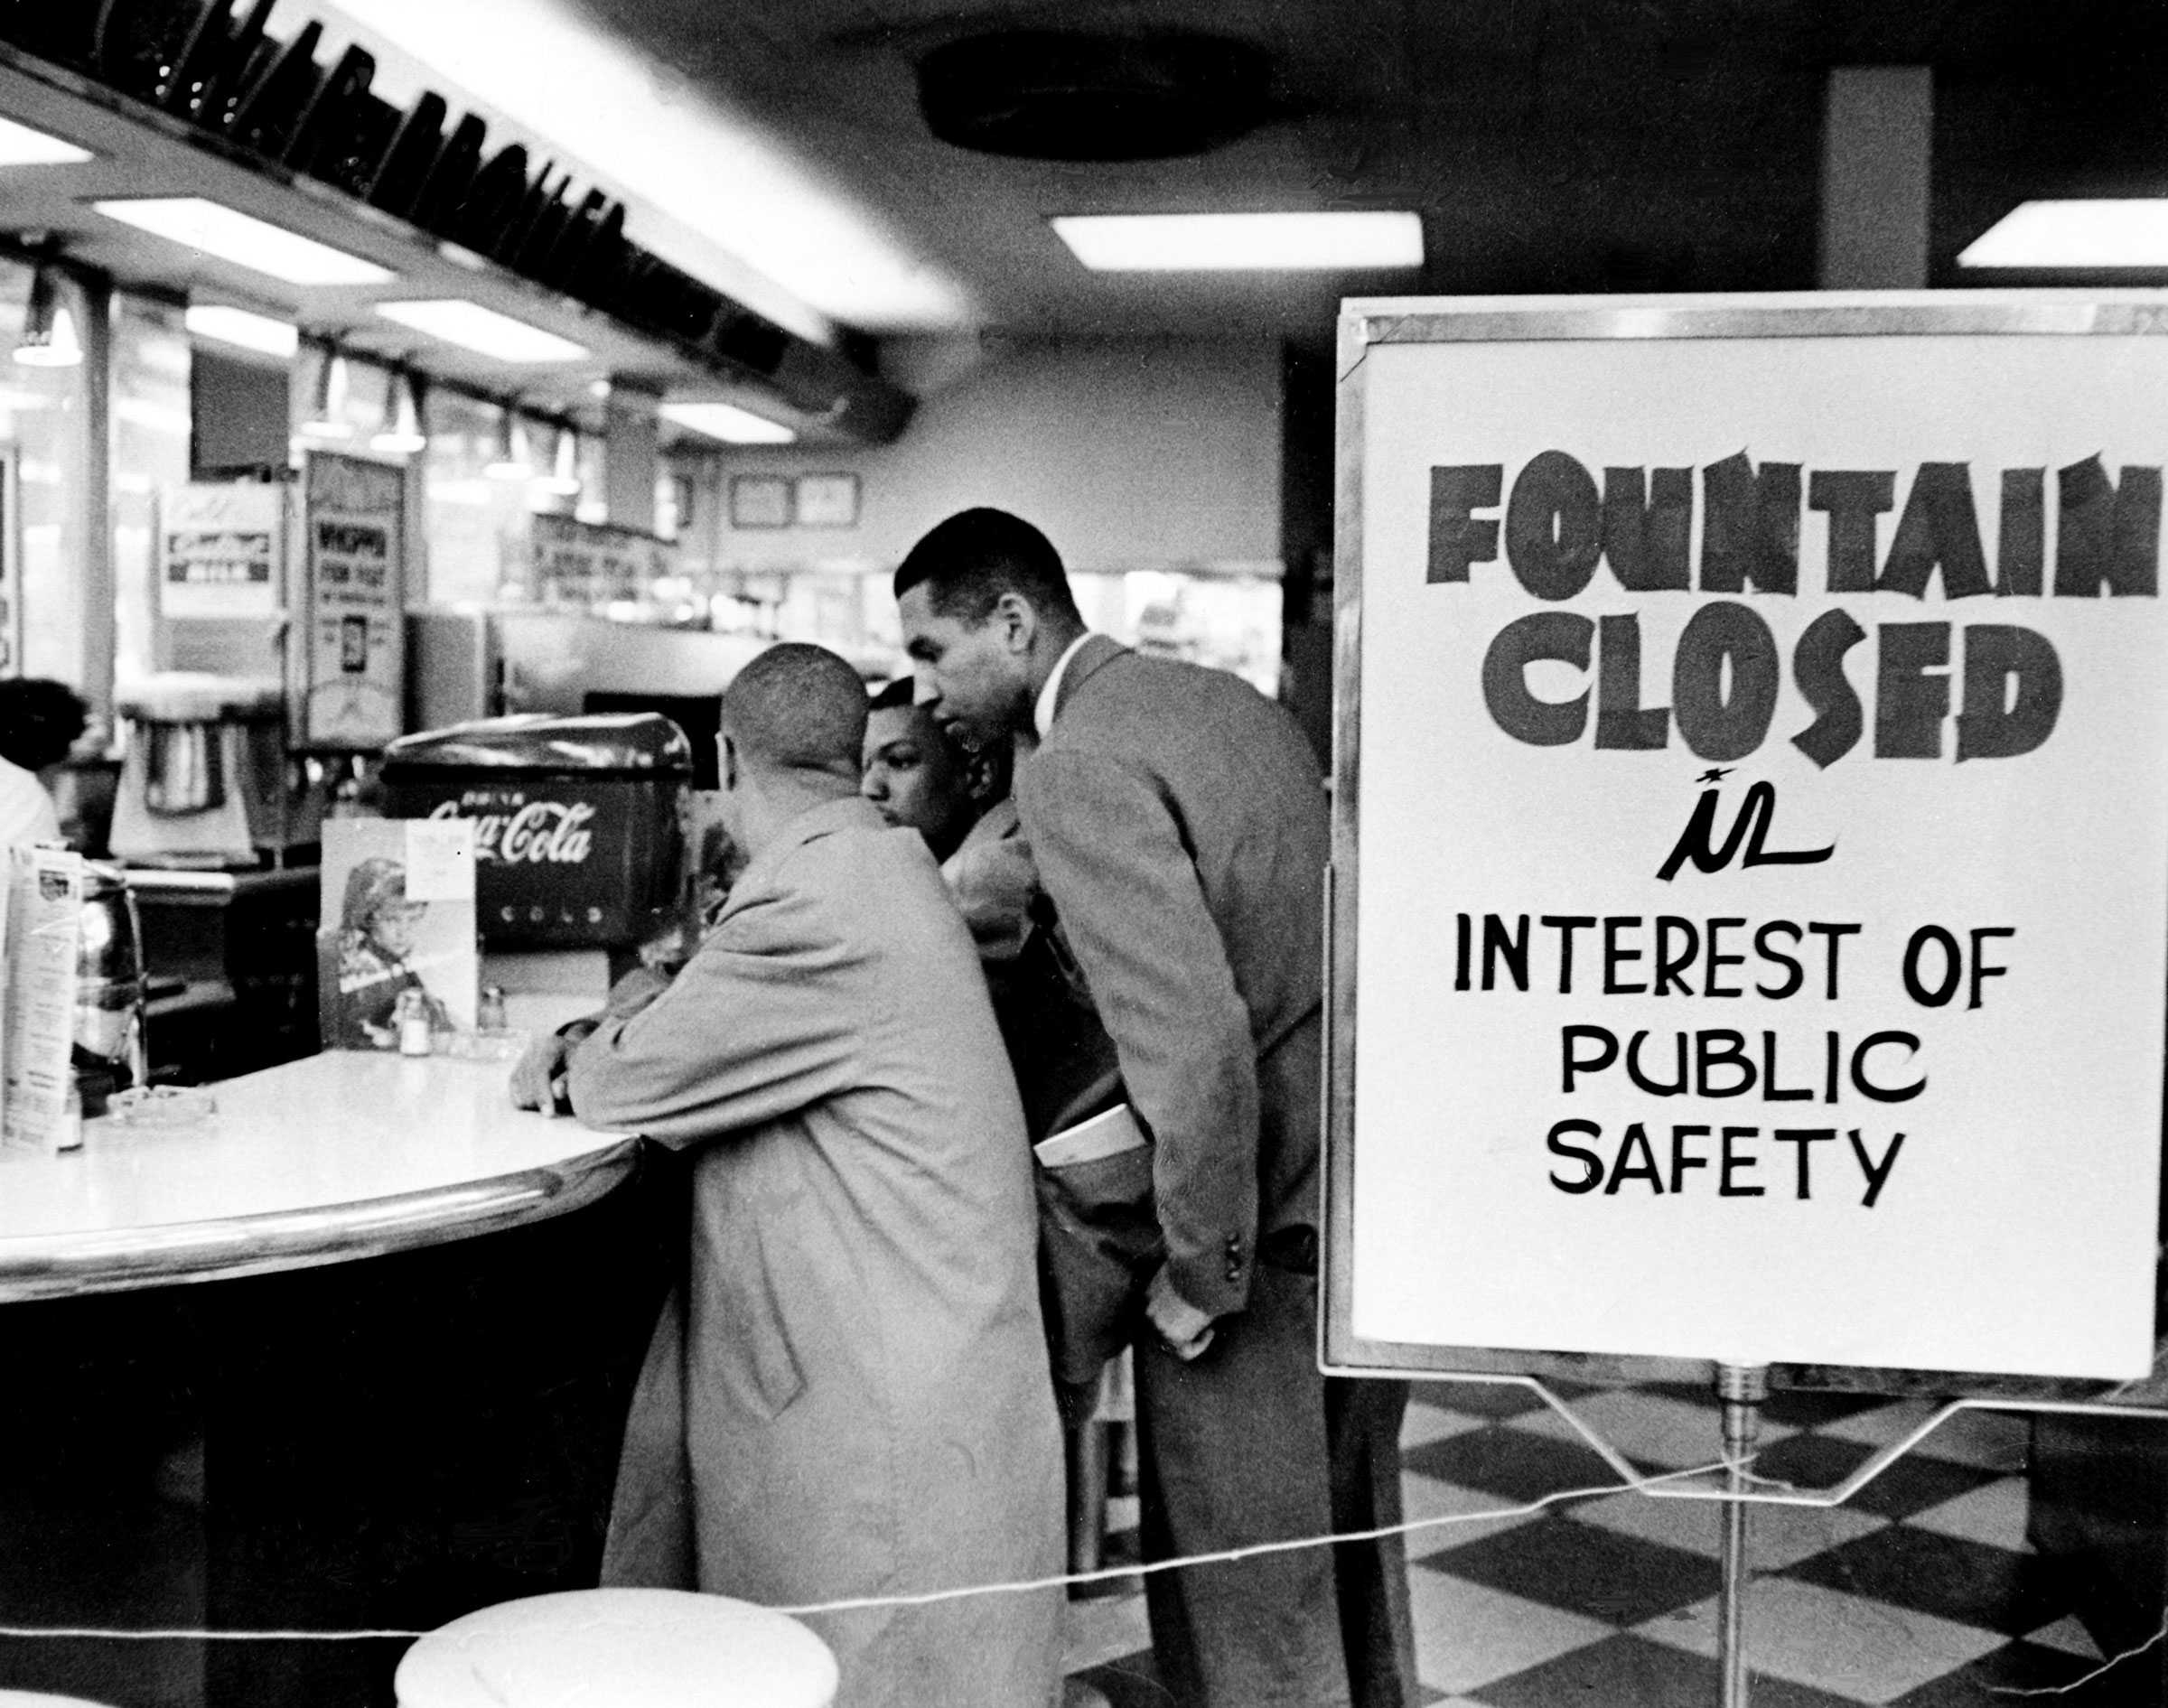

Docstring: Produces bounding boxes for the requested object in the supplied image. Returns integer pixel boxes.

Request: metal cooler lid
[381,713,694,775]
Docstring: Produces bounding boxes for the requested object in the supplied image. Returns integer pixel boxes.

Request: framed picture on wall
[794,472,860,528]
[729,474,792,528]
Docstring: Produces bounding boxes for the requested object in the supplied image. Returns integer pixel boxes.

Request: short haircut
[0,677,88,771]
[892,508,1082,627]
[719,643,867,780]
[865,673,1010,798]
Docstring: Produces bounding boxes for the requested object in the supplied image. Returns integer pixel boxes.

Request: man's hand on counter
[509,1023,595,1117]
[508,966,673,1117]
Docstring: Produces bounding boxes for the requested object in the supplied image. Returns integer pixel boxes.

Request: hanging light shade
[301,347,353,437]
[539,425,581,496]
[14,262,81,368]
[370,369,427,455]
[483,404,532,479]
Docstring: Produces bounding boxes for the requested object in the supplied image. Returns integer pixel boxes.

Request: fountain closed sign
[1329,296,2168,1380]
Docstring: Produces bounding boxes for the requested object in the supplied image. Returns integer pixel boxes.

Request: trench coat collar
[1048,632,1130,727]
[736,793,885,893]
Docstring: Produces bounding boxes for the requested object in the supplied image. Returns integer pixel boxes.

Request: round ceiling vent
[918,31,1277,162]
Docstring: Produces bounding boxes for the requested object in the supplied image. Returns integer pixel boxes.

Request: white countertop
[0,1051,636,1301]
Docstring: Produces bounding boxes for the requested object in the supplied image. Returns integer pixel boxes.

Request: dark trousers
[1133,1262,1416,1708]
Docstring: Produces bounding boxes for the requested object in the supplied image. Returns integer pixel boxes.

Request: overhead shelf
[0,38,911,443]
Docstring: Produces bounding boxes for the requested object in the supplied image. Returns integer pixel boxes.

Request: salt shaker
[477,984,508,1034]
[394,988,435,1057]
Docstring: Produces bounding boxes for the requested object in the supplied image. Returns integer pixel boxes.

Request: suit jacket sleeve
[1022,748,1260,1318]
[566,871,865,1148]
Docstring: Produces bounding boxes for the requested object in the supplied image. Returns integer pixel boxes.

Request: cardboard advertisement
[157,481,283,621]
[1334,298,2168,1380]
[317,817,478,1050]
[302,453,406,749]
[3,845,81,1153]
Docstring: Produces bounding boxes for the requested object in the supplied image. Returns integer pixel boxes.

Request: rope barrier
[0,1425,2154,1694]
[0,1451,1740,1642]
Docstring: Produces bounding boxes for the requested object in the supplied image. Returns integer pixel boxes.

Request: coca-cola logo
[428,798,596,864]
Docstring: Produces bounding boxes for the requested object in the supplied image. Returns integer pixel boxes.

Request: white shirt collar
[1033,631,1096,740]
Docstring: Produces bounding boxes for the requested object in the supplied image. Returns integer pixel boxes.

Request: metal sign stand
[1715,1365,1769,1707]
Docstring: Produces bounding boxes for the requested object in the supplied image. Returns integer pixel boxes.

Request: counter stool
[395,1588,838,1708]
[0,1694,122,1706]
[1067,1349,1137,1582]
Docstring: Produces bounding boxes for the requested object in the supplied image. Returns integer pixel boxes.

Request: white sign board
[1331,295,2168,1382]
[158,481,283,620]
[530,511,673,609]
[303,453,406,749]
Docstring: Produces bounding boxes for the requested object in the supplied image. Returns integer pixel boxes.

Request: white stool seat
[395,1588,839,1708]
[0,1694,121,1706]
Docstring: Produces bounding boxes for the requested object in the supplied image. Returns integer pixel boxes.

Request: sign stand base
[1717,1364,1769,1708]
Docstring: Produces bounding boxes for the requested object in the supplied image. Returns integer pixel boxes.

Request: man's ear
[993,590,1039,656]
[719,733,740,791]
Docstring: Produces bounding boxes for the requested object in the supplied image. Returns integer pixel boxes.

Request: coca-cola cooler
[378,713,693,947]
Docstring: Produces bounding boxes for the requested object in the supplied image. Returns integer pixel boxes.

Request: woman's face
[369,898,427,959]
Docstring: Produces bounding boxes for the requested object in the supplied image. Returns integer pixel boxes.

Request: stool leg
[1112,1417,1139,1498]
[1066,1415,1109,1576]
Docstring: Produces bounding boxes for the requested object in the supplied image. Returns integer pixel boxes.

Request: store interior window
[113,294,191,689]
[0,257,92,690]
[419,389,545,608]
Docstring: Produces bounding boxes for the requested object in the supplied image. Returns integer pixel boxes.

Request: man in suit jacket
[897,511,1416,1708]
[533,643,1064,1708]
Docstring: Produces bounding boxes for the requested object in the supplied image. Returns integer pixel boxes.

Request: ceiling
[0,0,2158,427]
[561,0,2168,349]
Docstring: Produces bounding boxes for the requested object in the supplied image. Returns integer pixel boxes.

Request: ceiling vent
[918,31,1276,162]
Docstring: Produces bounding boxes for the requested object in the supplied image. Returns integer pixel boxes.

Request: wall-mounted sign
[158,481,284,621]
[530,512,675,607]
[301,453,405,749]
[1329,294,2168,1383]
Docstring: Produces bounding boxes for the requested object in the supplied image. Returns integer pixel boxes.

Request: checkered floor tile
[1065,1382,2155,1705]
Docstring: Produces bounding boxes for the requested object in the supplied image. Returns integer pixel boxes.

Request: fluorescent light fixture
[0,115,92,166]
[1959,200,2168,268]
[1049,210,1422,273]
[184,304,299,359]
[1051,210,1425,272]
[659,401,795,444]
[94,197,394,285]
[374,299,585,363]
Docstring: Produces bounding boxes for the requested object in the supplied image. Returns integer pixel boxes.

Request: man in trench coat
[530,643,1064,1708]
[896,511,1417,1708]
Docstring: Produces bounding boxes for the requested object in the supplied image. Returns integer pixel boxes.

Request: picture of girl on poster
[333,856,453,1048]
